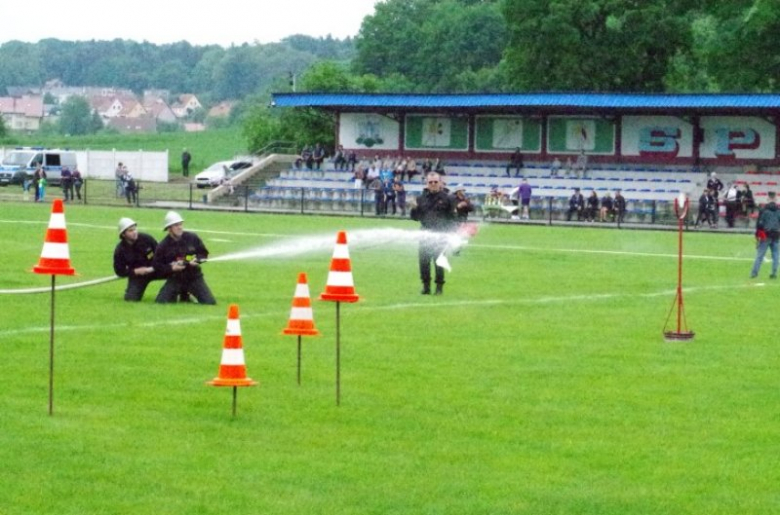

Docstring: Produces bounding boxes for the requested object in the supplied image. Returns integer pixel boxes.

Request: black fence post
[651,200,657,224]
[83,179,88,205]
[547,197,553,226]
[188,183,193,210]
[244,185,249,212]
[300,188,305,215]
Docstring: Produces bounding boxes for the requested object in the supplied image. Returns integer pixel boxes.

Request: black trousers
[124,276,155,301]
[418,234,447,285]
[155,276,216,304]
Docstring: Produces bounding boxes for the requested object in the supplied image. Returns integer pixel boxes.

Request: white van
[0,148,78,186]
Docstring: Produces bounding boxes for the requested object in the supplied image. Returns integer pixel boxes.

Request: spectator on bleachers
[740,183,755,216]
[567,188,585,221]
[725,182,739,228]
[313,143,326,170]
[550,157,561,177]
[301,145,314,170]
[366,163,380,188]
[346,150,358,172]
[505,148,524,177]
[333,145,347,171]
[585,190,599,222]
[422,158,433,175]
[394,180,407,216]
[406,158,418,182]
[353,166,366,189]
[574,150,588,178]
[565,157,574,176]
[434,158,445,175]
[599,192,614,222]
[707,172,724,199]
[614,189,626,223]
[394,156,407,181]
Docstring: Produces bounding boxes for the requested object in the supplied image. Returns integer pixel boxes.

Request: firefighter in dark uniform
[410,172,457,295]
[152,211,216,305]
[113,217,161,301]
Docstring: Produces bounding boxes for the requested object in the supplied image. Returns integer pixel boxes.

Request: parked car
[193,159,254,189]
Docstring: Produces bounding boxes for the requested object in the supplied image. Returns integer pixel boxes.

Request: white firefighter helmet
[163,211,184,230]
[117,217,137,236]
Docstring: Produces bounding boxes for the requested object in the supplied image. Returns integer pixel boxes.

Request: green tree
[0,115,8,140]
[705,0,780,90]
[502,0,690,92]
[58,96,94,135]
[354,0,505,92]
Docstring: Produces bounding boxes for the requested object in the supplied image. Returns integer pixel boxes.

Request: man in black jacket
[113,217,160,301]
[410,172,457,295]
[152,211,216,304]
[751,191,780,279]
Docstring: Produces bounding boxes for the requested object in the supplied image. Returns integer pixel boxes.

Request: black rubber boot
[434,284,443,295]
[421,283,431,295]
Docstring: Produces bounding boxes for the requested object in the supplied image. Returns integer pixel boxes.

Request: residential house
[106,116,157,134]
[171,94,202,118]
[208,100,234,119]
[143,97,177,124]
[0,95,44,131]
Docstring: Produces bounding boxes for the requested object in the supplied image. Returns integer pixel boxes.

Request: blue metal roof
[271,92,780,110]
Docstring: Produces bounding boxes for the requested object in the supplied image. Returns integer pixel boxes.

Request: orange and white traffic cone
[320,231,360,303]
[208,304,257,387]
[33,199,75,276]
[283,272,320,336]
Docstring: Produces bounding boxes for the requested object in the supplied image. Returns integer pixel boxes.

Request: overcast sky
[1,0,380,47]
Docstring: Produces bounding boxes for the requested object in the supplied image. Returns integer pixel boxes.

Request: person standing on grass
[153,211,216,304]
[410,172,457,295]
[614,189,626,223]
[181,148,192,177]
[113,218,161,301]
[751,191,780,279]
[517,179,532,220]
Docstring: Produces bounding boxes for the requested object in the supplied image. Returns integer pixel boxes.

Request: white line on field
[470,243,753,262]
[0,282,764,338]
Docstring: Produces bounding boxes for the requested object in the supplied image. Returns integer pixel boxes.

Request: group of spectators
[695,173,755,228]
[115,162,139,205]
[567,187,627,223]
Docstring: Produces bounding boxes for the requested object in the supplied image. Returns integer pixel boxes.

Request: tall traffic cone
[283,272,320,336]
[320,231,360,303]
[207,304,257,387]
[33,199,75,276]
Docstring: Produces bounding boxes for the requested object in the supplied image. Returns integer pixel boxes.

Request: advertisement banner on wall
[405,115,468,150]
[622,116,695,158]
[699,116,776,160]
[547,116,615,154]
[339,113,400,150]
[474,116,542,153]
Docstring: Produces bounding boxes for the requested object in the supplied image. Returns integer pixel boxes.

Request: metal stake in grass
[282,273,321,385]
[320,231,360,406]
[664,193,695,342]
[32,199,77,415]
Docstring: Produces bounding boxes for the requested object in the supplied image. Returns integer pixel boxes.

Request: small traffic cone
[283,272,320,336]
[207,304,257,387]
[320,231,360,303]
[33,199,75,276]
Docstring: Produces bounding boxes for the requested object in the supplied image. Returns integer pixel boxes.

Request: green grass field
[1,201,777,515]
